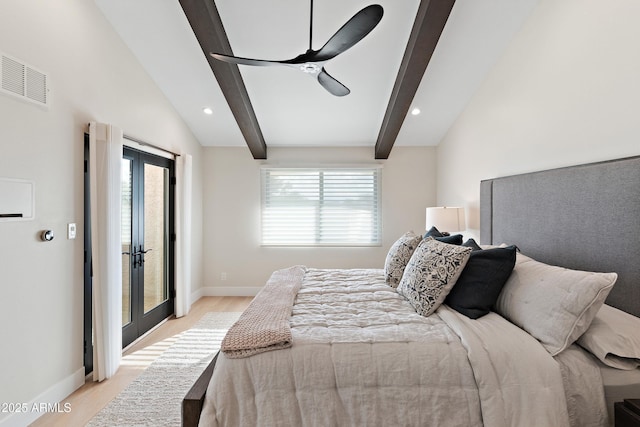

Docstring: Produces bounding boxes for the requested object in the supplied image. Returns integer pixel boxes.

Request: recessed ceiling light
[203,107,213,115]
[411,108,421,116]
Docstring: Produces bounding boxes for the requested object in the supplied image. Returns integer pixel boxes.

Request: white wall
[436,0,640,238]
[201,146,436,294]
[0,1,203,425]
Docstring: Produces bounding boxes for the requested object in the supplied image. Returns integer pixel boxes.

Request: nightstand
[615,399,640,427]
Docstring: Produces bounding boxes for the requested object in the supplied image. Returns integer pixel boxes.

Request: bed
[184,156,640,427]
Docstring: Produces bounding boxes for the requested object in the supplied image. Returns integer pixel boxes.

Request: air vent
[1,52,50,108]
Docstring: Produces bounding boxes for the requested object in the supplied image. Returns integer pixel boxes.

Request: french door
[121,147,175,348]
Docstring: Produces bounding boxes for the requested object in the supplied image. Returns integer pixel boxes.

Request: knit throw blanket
[221,266,306,358]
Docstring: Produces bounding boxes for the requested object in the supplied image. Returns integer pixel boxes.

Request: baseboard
[190,286,205,304]
[0,367,85,427]
[194,286,261,298]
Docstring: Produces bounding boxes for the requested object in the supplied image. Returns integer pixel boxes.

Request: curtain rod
[124,134,181,157]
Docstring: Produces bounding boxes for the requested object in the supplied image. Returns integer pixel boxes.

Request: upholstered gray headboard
[480,156,640,318]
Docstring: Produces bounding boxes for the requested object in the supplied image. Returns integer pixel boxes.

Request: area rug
[88,311,241,427]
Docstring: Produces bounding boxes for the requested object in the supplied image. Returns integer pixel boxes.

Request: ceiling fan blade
[210,53,284,67]
[317,68,350,96]
[311,4,383,62]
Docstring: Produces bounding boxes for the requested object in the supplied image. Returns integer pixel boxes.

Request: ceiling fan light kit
[210,2,383,96]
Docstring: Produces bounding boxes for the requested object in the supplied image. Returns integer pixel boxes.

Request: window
[261,167,381,246]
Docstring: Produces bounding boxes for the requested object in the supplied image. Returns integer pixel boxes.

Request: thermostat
[41,230,54,241]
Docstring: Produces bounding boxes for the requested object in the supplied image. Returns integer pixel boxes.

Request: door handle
[140,248,152,266]
[131,247,152,268]
[129,246,143,268]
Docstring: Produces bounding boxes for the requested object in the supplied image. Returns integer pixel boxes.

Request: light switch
[68,223,76,239]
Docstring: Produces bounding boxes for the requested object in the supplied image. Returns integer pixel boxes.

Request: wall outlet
[220,272,227,281]
[67,223,76,239]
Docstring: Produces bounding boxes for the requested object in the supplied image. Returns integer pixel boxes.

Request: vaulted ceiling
[95,0,539,159]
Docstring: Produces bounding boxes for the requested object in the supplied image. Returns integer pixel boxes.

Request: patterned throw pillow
[397,237,472,317]
[384,231,423,288]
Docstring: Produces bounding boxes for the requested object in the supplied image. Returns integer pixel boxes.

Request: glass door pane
[121,146,175,349]
[121,158,133,326]
[143,164,168,314]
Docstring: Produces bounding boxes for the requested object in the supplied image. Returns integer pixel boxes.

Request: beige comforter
[199,268,606,427]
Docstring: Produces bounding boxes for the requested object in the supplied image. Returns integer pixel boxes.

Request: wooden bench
[615,399,640,427]
[182,352,219,427]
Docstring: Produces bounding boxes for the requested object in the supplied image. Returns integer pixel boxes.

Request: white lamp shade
[426,207,465,233]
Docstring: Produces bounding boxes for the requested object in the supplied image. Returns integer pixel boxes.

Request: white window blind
[261,167,381,246]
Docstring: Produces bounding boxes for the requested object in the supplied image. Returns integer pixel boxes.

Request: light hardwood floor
[30,296,253,427]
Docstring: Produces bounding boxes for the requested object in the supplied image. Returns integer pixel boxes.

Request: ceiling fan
[210,1,384,96]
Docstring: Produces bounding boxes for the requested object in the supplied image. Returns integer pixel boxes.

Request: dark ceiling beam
[374,0,456,159]
[179,0,267,159]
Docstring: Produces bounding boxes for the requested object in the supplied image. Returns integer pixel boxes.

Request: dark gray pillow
[424,226,463,245]
[462,238,482,251]
[425,226,443,237]
[436,234,463,245]
[445,245,517,319]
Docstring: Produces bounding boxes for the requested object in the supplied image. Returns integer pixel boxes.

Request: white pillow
[495,253,617,356]
[397,237,471,317]
[384,231,422,288]
[577,304,640,370]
